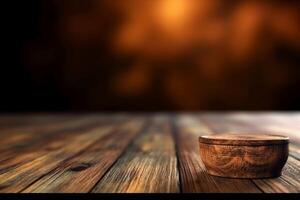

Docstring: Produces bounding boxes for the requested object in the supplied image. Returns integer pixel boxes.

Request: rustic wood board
[0,115,121,174]
[23,118,147,193]
[0,113,299,193]
[0,115,133,192]
[91,116,179,193]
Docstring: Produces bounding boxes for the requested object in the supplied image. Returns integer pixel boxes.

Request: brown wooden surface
[0,113,299,193]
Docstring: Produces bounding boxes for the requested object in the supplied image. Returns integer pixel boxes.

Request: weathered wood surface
[0,113,299,193]
[23,119,146,193]
[92,116,179,193]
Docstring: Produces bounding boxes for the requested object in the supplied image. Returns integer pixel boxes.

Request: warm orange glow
[114,1,196,59]
[24,0,300,110]
[155,0,194,31]
[108,0,300,109]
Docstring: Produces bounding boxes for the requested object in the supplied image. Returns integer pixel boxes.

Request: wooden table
[0,113,299,193]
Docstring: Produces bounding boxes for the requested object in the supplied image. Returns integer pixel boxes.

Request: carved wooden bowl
[198,134,289,178]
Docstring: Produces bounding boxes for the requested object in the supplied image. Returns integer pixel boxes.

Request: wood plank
[200,113,300,193]
[0,117,134,193]
[91,115,179,193]
[0,116,126,178]
[289,144,300,160]
[22,118,147,193]
[174,115,261,193]
[0,113,298,193]
[0,116,73,148]
[0,115,99,151]
[0,115,113,168]
[253,156,300,193]
[0,115,70,129]
[0,114,89,133]
[0,114,130,160]
[0,114,125,135]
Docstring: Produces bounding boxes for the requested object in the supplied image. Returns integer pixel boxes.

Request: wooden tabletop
[0,113,299,193]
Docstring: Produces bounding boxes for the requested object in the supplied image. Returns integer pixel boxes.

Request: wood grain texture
[199,138,289,178]
[174,115,262,193]
[92,116,179,193]
[0,116,128,193]
[200,113,300,193]
[0,113,299,193]
[22,118,147,193]
[0,115,102,152]
[290,144,300,160]
[253,156,300,193]
[0,116,119,175]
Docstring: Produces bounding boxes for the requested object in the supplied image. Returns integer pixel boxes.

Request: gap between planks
[170,114,183,193]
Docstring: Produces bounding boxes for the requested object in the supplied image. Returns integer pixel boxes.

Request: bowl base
[205,169,282,179]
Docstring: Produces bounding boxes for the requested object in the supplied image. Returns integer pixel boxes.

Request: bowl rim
[198,133,289,146]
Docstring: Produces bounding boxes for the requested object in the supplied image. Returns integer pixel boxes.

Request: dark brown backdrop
[4,0,300,112]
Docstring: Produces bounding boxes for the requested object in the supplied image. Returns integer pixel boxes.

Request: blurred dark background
[4,0,300,112]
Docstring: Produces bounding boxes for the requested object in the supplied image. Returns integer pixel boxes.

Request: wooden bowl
[198,134,289,178]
